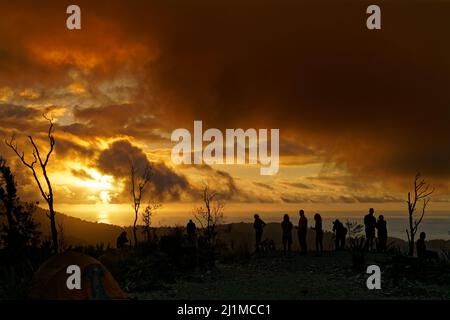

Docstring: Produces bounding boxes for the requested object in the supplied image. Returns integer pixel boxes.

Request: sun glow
[53,163,123,205]
[76,169,114,190]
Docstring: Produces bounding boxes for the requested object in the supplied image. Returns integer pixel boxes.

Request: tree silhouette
[345,219,364,240]
[5,115,58,253]
[130,161,152,247]
[194,185,224,246]
[0,157,17,245]
[406,173,434,256]
[0,157,41,249]
[142,202,161,242]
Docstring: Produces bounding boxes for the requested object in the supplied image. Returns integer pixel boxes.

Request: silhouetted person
[312,213,323,255]
[116,231,128,249]
[281,214,293,254]
[416,232,427,259]
[253,214,266,252]
[376,215,387,253]
[415,231,439,260]
[364,208,376,251]
[187,219,197,245]
[297,210,308,254]
[332,219,346,250]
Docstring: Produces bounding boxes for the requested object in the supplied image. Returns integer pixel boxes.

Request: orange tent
[29,251,128,300]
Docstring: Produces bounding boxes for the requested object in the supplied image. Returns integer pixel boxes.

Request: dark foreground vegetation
[3,224,450,299]
[1,152,449,299]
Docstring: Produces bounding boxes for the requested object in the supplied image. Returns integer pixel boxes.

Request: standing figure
[364,208,377,252]
[375,215,387,253]
[116,231,129,249]
[415,231,439,259]
[253,214,266,252]
[416,232,427,259]
[186,219,197,245]
[281,214,293,254]
[297,210,308,254]
[312,213,323,255]
[332,219,346,250]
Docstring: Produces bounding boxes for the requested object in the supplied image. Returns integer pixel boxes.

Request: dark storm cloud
[215,170,239,199]
[179,163,243,200]
[0,104,96,164]
[67,104,167,141]
[0,104,42,132]
[1,0,449,193]
[253,182,274,190]
[284,182,312,190]
[55,137,96,159]
[0,104,40,119]
[96,139,190,200]
[137,0,450,185]
[71,168,95,180]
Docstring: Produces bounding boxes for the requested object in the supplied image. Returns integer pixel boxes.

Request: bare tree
[0,157,41,249]
[345,219,364,240]
[130,161,152,247]
[194,185,224,246]
[142,202,161,242]
[5,114,58,253]
[406,173,434,256]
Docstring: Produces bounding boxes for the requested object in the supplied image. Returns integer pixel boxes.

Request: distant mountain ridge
[30,207,450,252]
[33,206,122,246]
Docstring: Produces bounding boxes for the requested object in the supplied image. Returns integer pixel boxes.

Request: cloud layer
[0,0,449,206]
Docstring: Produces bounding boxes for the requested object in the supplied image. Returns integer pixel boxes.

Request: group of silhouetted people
[364,208,388,252]
[252,208,392,254]
[114,209,436,260]
[255,210,323,255]
[332,219,347,251]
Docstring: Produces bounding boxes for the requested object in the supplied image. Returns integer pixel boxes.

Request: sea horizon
[54,203,450,241]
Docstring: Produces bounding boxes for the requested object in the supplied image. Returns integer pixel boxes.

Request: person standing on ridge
[187,219,197,245]
[253,214,266,252]
[375,215,387,253]
[297,210,308,254]
[364,208,377,252]
[281,214,293,254]
[312,213,323,255]
[332,219,346,250]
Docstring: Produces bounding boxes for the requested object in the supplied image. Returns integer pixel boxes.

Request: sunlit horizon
[54,202,450,227]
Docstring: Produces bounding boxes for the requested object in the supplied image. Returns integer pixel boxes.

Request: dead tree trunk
[406,173,434,256]
[130,162,152,247]
[194,185,224,246]
[5,114,58,253]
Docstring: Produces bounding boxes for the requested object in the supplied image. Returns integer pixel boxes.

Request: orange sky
[0,0,449,225]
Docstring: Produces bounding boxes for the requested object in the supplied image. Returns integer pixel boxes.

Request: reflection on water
[97,212,110,224]
[55,203,130,225]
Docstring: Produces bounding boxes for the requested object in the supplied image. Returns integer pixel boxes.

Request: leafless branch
[4,114,58,252]
[130,160,153,246]
[406,173,434,256]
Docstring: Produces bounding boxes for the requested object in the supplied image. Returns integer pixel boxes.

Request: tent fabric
[29,251,128,300]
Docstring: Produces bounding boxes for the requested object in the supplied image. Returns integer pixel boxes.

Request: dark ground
[133,250,450,300]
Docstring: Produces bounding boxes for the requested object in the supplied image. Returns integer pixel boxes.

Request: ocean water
[322,217,450,240]
[216,213,450,241]
[151,212,450,241]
